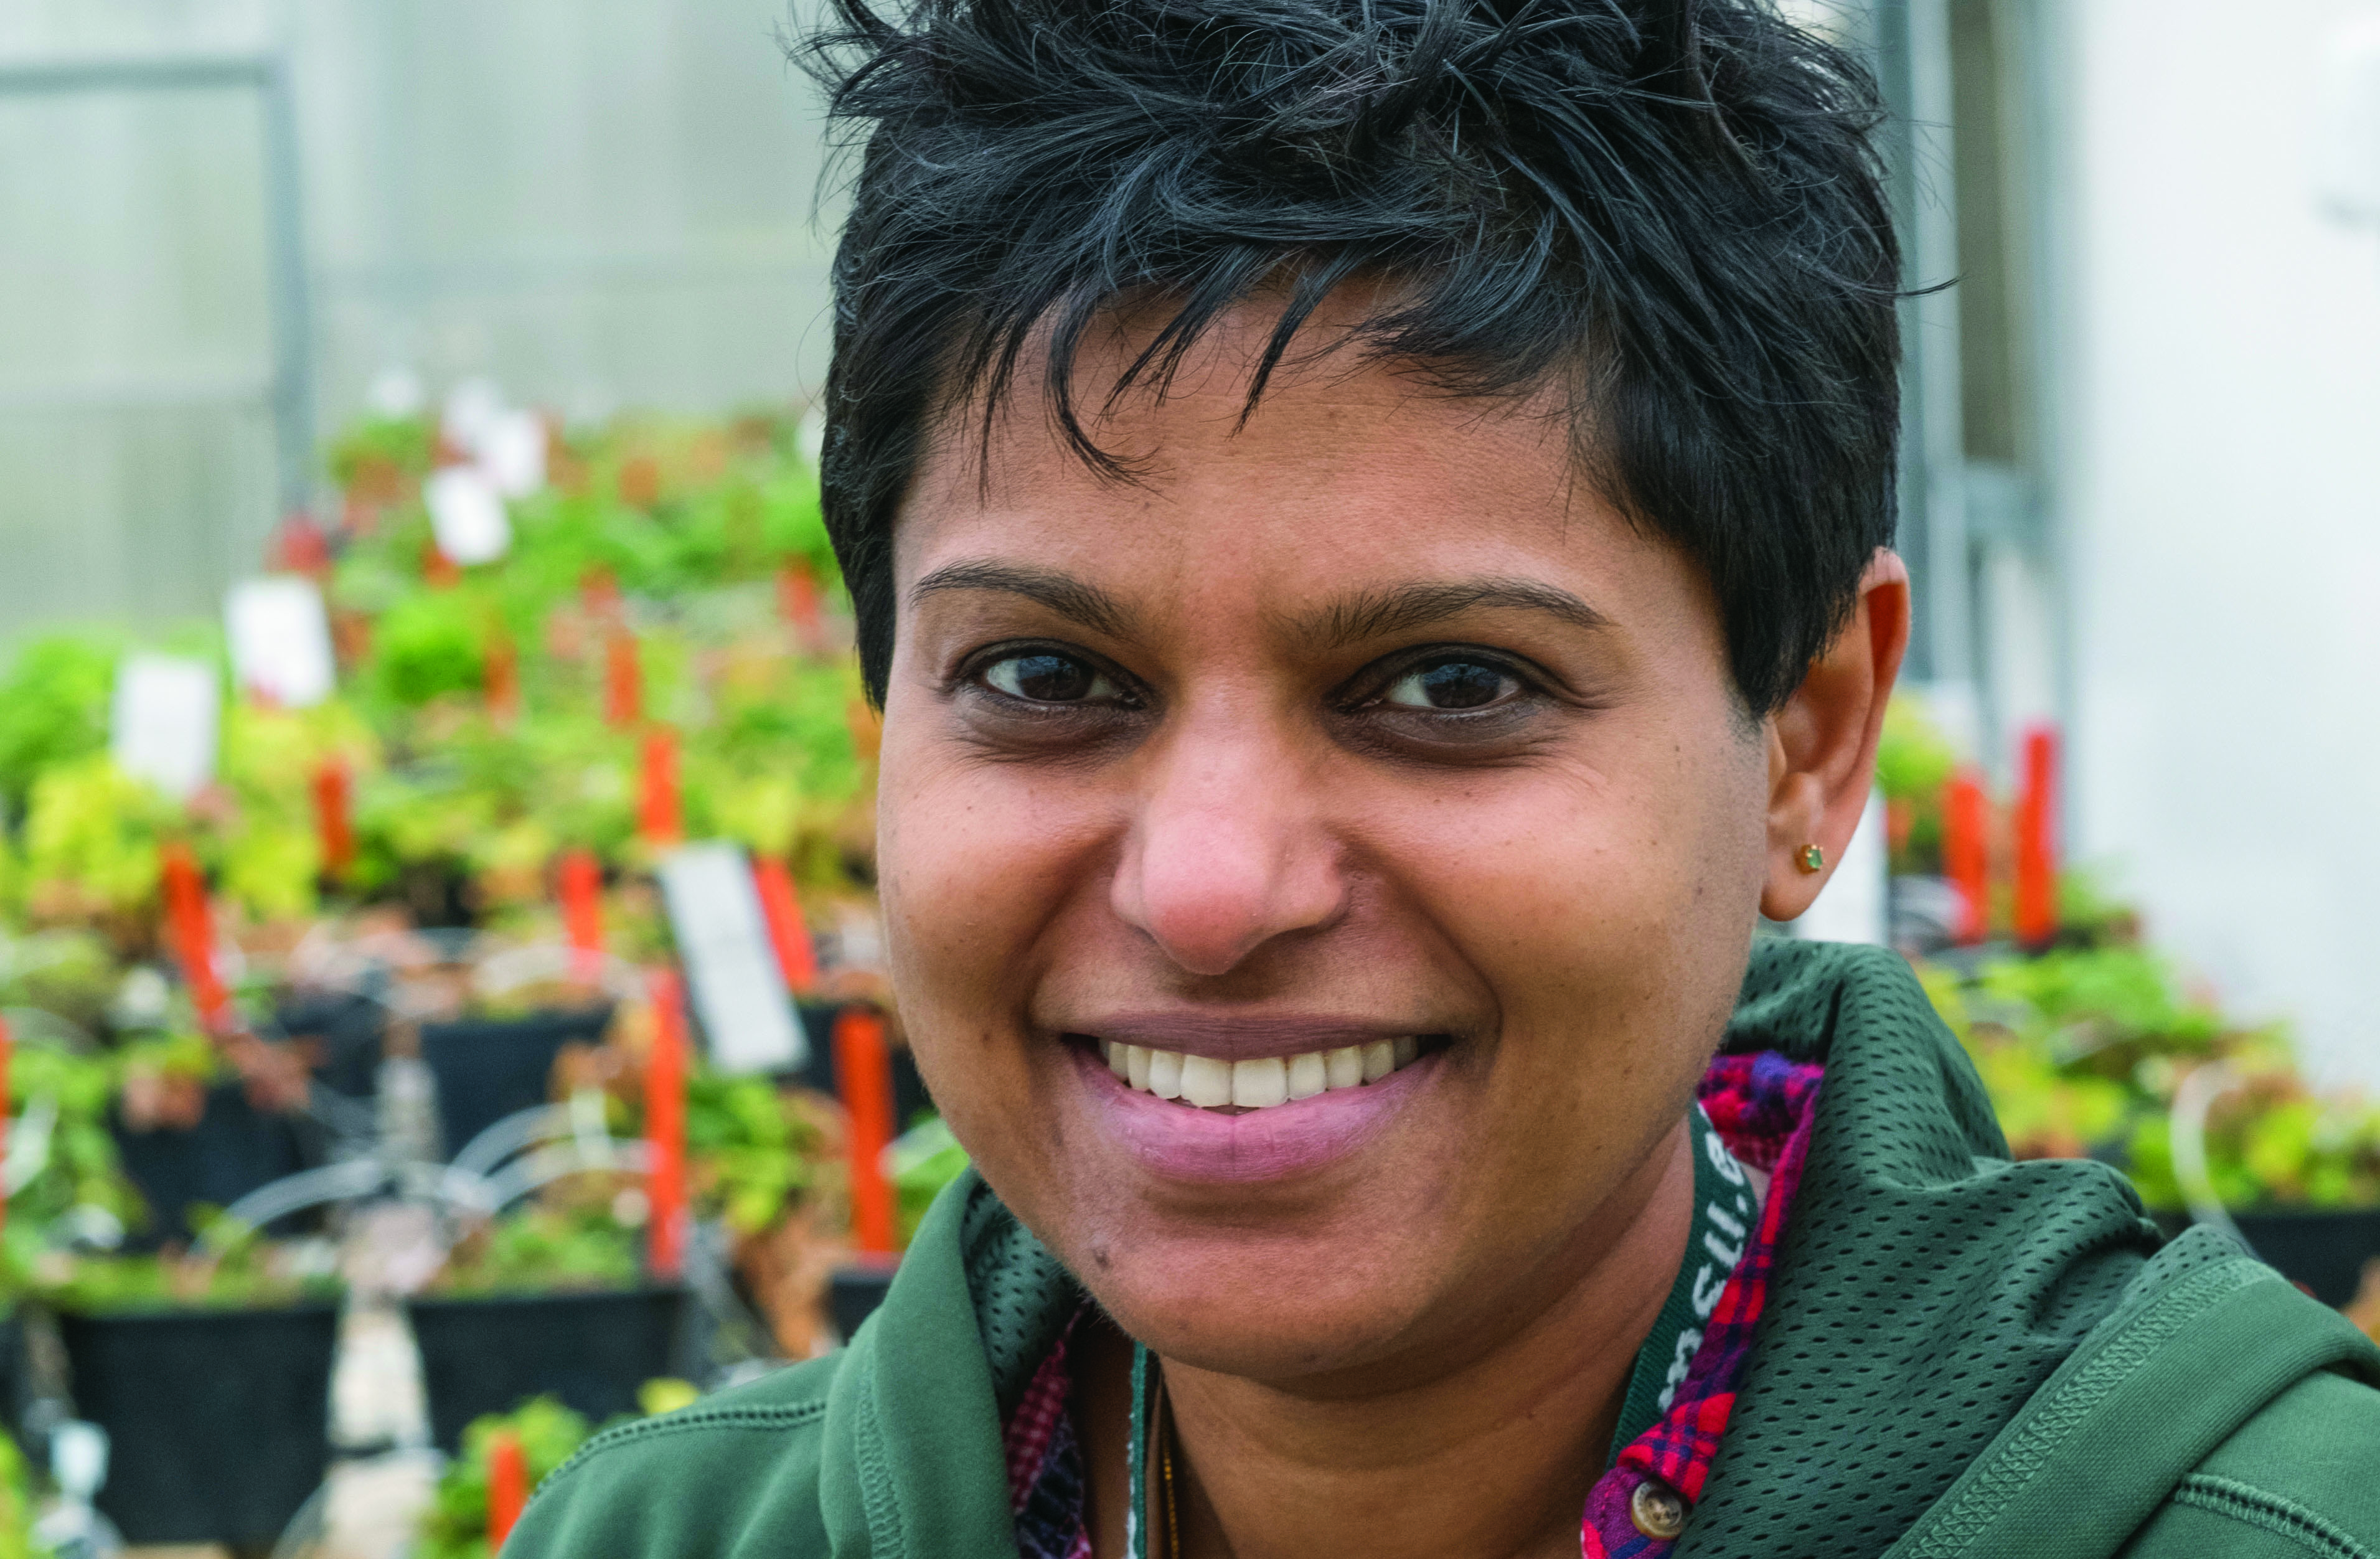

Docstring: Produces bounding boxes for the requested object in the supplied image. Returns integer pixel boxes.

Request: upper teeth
[1101,1037,1423,1108]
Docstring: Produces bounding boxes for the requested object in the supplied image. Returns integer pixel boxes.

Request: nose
[1109,715,1348,977]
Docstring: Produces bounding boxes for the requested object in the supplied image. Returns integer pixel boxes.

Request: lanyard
[1121,1106,1756,1558]
[1126,1340,1160,1559]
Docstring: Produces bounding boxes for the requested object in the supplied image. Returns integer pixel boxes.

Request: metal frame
[1860,0,2074,786]
[0,51,316,526]
[1870,0,1978,697]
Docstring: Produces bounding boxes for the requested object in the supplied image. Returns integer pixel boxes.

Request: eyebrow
[908,559,1137,641]
[907,562,1608,651]
[1299,578,1611,649]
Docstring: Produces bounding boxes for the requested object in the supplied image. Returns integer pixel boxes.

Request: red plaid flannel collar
[1000,1049,1825,1559]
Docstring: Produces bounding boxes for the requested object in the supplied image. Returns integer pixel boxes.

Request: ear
[1759,550,1911,921]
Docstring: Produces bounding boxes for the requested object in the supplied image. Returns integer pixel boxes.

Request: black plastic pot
[2150,1207,2380,1307]
[827,1260,899,1344]
[395,858,476,930]
[277,989,388,1100]
[58,1302,339,1547]
[2231,1208,2380,1307]
[0,1311,25,1448]
[407,1285,688,1450]
[418,1004,614,1159]
[111,1080,320,1245]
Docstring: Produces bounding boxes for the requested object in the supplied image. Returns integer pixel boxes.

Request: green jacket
[509,942,2380,1558]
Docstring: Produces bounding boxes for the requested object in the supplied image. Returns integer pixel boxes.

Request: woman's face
[877,309,1775,1383]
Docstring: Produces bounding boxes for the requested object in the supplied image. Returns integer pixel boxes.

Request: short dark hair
[805,0,1900,714]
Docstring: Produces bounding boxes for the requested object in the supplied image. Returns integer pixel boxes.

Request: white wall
[2064,0,2380,1083]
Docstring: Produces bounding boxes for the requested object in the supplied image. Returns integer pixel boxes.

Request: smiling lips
[1100,1036,1424,1109]
[1068,1017,1445,1181]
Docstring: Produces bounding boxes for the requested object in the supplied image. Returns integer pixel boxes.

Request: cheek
[1380,732,1763,970]
[874,715,1119,1162]
[880,742,1108,991]
[1362,723,1768,1115]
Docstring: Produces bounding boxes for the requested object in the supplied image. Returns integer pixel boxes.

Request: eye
[1380,657,1520,712]
[981,651,1124,705]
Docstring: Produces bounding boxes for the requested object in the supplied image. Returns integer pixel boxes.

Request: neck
[1084,1115,1696,1559]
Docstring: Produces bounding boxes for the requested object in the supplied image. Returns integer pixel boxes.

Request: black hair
[802,0,1900,714]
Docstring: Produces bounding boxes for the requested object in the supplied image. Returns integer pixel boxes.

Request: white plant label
[441,377,506,453]
[425,464,512,565]
[225,576,336,708]
[111,653,219,801]
[657,842,806,1075]
[479,409,548,498]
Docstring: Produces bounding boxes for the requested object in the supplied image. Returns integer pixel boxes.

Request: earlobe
[1758,550,1911,924]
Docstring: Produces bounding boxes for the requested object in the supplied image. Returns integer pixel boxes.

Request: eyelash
[1342,648,1539,714]
[955,643,1555,719]
[954,642,1147,712]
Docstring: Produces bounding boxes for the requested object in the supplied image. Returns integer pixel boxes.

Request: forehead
[893,308,1667,611]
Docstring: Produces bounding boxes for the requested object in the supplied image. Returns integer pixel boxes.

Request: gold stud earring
[1798,844,1825,874]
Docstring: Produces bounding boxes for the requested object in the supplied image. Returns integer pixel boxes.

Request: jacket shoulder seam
[529,1400,830,1502]
[2171,1473,2376,1559]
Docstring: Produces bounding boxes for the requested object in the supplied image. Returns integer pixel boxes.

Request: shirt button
[1630,1478,1690,1540]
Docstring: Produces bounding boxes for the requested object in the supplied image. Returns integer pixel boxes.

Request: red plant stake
[486,1430,529,1550]
[484,631,520,725]
[161,844,231,1032]
[604,631,642,728]
[557,849,605,982]
[778,564,825,655]
[639,728,681,849]
[644,968,690,1281]
[311,758,355,879]
[834,1008,897,1256]
[271,513,332,577]
[1943,768,1993,946]
[2013,724,2061,948]
[422,536,461,589]
[580,565,621,618]
[751,855,819,996]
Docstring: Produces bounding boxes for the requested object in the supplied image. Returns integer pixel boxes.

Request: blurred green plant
[0,1429,44,1559]
[327,412,437,491]
[0,931,121,1034]
[19,756,177,924]
[40,1211,340,1314]
[890,1116,969,1247]
[1924,943,2380,1212]
[1876,695,1961,877]
[415,1395,593,1559]
[604,1065,823,1240]
[428,1203,641,1297]
[415,1382,698,1559]
[2127,1067,2380,1212]
[0,635,116,823]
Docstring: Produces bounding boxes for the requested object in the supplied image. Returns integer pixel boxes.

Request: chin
[1075,1221,1443,1381]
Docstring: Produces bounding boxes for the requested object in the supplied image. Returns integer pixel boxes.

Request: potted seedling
[2131,1058,2380,1306]
[415,1395,596,1559]
[107,1030,316,1248]
[1921,945,2237,1164]
[44,1213,342,1549]
[413,1382,702,1559]
[406,1199,685,1453]
[410,1010,827,1439]
[1926,946,2380,1306]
